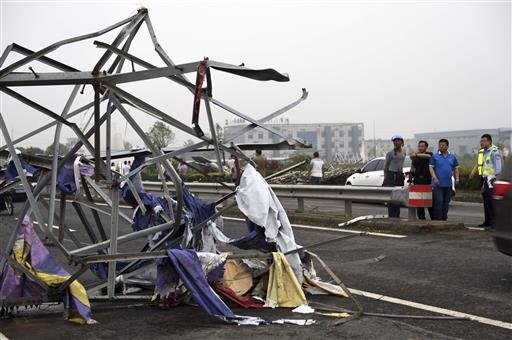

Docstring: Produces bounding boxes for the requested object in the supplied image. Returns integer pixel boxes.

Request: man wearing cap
[429,139,459,221]
[383,134,406,218]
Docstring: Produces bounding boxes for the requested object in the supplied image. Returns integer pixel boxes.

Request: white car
[346,157,456,195]
[345,157,412,186]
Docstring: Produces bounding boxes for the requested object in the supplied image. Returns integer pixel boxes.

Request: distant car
[345,157,412,186]
[492,160,512,256]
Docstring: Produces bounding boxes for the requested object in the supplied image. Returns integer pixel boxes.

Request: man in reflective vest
[470,134,502,229]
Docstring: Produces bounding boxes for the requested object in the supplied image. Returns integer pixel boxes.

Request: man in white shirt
[308,151,324,184]
[227,154,238,182]
[122,161,130,176]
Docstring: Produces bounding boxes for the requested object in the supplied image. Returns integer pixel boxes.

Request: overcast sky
[0,0,510,149]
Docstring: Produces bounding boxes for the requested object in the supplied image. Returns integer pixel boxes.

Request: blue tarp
[5,159,38,182]
[159,249,235,318]
[229,218,277,253]
[156,249,267,324]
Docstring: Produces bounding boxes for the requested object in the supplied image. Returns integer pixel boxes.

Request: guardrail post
[408,207,416,221]
[345,200,352,218]
[297,197,304,212]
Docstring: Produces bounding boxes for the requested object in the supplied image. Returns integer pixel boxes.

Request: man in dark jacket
[409,140,433,220]
[383,134,406,218]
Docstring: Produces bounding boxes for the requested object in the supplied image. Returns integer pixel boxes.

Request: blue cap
[391,134,403,141]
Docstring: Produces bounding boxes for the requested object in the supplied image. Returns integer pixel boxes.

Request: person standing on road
[227,154,238,182]
[122,161,130,176]
[409,140,433,220]
[253,149,267,177]
[308,151,324,184]
[383,134,406,218]
[469,134,501,229]
[429,139,459,221]
[176,161,188,182]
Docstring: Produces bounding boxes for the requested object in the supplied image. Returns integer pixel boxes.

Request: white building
[365,138,416,159]
[224,119,365,161]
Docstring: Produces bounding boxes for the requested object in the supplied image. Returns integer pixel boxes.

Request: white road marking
[465,226,486,231]
[222,216,406,239]
[32,221,76,232]
[349,288,512,330]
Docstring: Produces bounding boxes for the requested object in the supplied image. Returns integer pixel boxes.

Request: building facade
[223,119,365,161]
[414,128,511,157]
[364,138,416,159]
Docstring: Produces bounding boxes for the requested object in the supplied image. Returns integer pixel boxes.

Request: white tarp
[235,165,303,282]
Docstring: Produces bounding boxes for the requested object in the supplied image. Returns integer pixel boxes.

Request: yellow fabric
[265,252,306,308]
[11,238,91,311]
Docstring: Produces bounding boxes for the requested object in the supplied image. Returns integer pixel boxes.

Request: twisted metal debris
[0,7,310,307]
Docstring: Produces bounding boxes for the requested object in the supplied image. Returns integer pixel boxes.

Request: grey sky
[0,0,510,149]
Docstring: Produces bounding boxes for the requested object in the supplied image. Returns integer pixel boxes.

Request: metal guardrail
[142,181,415,219]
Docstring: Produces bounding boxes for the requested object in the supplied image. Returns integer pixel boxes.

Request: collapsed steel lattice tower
[0,8,310,305]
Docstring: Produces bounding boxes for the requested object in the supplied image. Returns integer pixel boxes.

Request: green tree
[18,146,44,155]
[146,121,175,149]
[123,140,133,150]
[45,143,69,156]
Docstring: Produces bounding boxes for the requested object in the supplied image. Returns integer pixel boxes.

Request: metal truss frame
[0,7,309,307]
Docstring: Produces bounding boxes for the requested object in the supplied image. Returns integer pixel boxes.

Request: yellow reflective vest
[477,145,499,176]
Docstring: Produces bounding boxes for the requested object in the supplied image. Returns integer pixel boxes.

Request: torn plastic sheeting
[265,252,306,308]
[201,216,277,254]
[4,157,38,181]
[56,156,93,194]
[292,305,315,314]
[182,187,216,226]
[222,259,253,296]
[272,319,316,325]
[0,215,95,324]
[156,249,265,324]
[235,165,302,282]
[229,219,277,253]
[214,284,265,309]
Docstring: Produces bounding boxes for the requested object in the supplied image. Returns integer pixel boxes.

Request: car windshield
[362,159,380,172]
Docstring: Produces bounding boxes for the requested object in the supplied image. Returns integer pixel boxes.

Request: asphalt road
[1,199,511,339]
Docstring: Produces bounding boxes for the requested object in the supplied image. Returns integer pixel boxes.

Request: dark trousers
[310,176,321,185]
[384,171,405,218]
[482,178,494,226]
[432,186,451,220]
[416,206,433,220]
